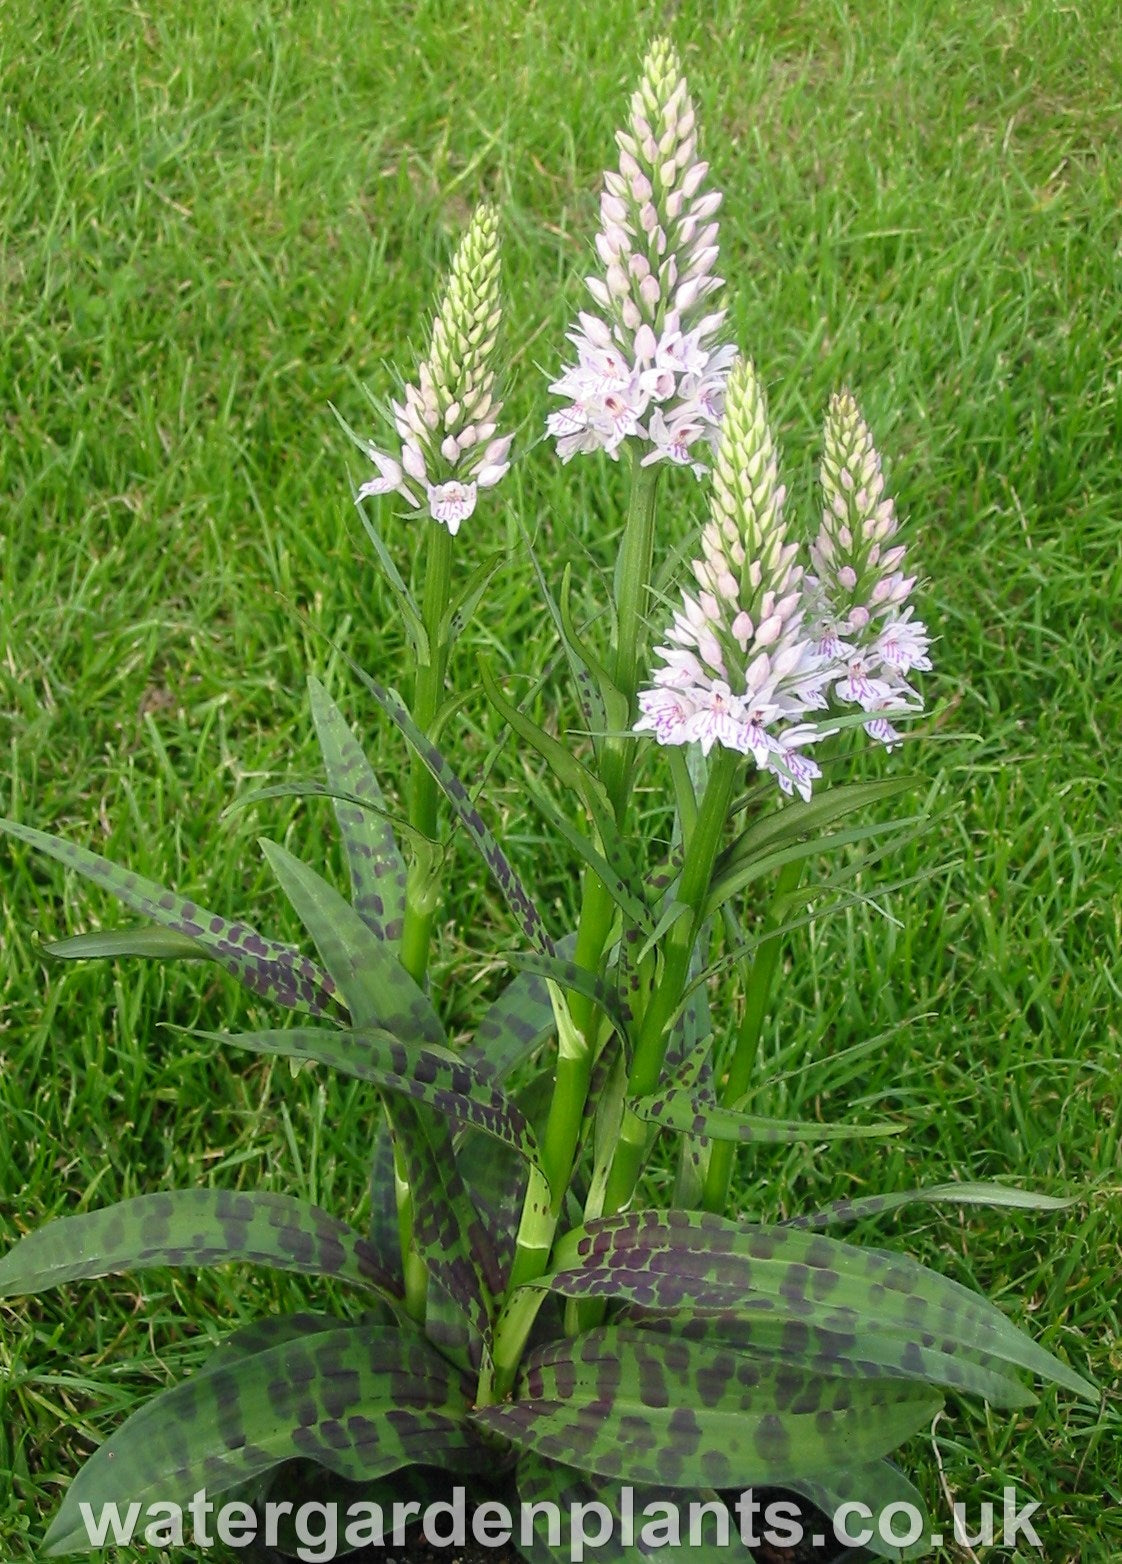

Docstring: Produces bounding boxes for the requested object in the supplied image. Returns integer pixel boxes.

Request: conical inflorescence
[357,203,512,535]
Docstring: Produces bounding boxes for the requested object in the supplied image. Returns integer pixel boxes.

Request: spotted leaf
[42,1323,491,1556]
[0,1189,398,1301]
[0,818,339,1017]
[538,1211,1095,1403]
[307,675,408,946]
[474,1327,941,1489]
[258,838,442,1044]
[202,1025,545,1173]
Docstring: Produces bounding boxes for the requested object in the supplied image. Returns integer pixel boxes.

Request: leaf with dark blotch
[501,951,629,1032]
[204,1026,545,1173]
[0,818,339,1017]
[539,1212,1096,1402]
[631,1091,904,1145]
[474,1328,941,1490]
[622,1305,1037,1410]
[369,1109,405,1283]
[515,1453,733,1563]
[784,1180,1081,1230]
[460,932,576,1083]
[258,839,443,1044]
[43,1324,492,1556]
[391,1108,505,1343]
[307,676,408,946]
[345,669,555,956]
[0,1190,400,1302]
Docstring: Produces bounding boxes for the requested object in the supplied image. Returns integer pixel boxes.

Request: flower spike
[357,203,512,534]
[547,38,733,471]
[806,392,933,745]
[635,359,826,798]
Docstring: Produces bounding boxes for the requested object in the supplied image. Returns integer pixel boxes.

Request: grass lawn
[1,0,1119,1558]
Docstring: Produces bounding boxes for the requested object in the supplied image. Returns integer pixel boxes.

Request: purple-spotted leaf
[623,1304,1038,1410]
[368,1108,405,1282]
[258,838,442,1044]
[474,1327,941,1489]
[42,1324,491,1556]
[307,676,408,946]
[500,951,629,1033]
[538,1212,1095,1402]
[346,668,556,956]
[0,818,339,1017]
[632,1091,903,1145]
[0,1189,399,1301]
[200,1025,545,1173]
[391,1108,504,1344]
[460,932,577,1083]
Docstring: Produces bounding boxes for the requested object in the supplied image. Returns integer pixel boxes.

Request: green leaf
[0,817,339,1018]
[43,927,206,961]
[783,1461,934,1562]
[43,1323,489,1555]
[705,812,927,920]
[539,1211,1096,1403]
[0,1190,397,1301]
[500,951,629,1034]
[308,675,409,946]
[478,656,612,828]
[201,1025,545,1173]
[631,1091,904,1145]
[786,1179,1082,1230]
[515,1453,733,1563]
[392,1106,503,1342]
[474,1327,941,1489]
[258,838,443,1043]
[723,776,919,875]
[347,668,556,956]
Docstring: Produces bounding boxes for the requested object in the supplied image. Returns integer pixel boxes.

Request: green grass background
[1,0,1119,1558]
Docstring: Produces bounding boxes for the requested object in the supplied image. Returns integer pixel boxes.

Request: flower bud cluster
[806,392,932,746]
[635,360,827,799]
[547,38,734,473]
[357,204,512,535]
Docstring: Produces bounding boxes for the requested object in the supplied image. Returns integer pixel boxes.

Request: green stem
[489,455,661,1388]
[597,748,740,1220]
[700,856,804,1214]
[394,520,455,1323]
[399,522,454,987]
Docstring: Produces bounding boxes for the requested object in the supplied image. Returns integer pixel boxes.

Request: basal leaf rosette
[358,202,513,535]
[634,358,828,798]
[547,37,734,473]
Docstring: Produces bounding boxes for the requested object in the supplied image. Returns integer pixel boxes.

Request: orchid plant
[0,38,1093,1563]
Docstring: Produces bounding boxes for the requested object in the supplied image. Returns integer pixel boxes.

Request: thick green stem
[597,749,740,1220]
[399,523,454,987]
[490,456,661,1384]
[700,856,805,1214]
[394,520,455,1322]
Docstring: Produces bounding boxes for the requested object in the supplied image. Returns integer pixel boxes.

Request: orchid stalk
[357,202,512,986]
[502,40,732,1326]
